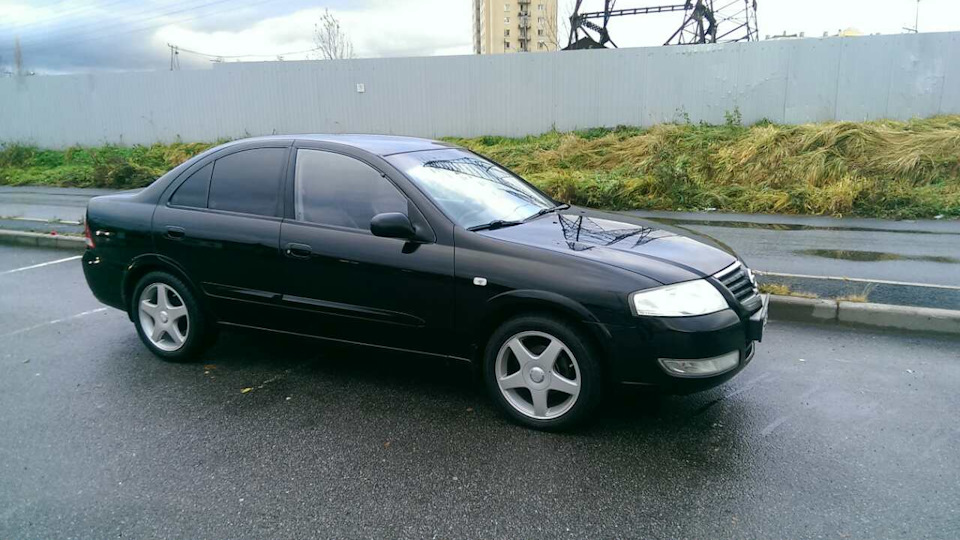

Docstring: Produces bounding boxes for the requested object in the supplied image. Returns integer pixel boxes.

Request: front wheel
[483,315,603,430]
[132,271,213,362]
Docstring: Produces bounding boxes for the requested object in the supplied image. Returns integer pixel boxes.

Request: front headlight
[629,279,729,317]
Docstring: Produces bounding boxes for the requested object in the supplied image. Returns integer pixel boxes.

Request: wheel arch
[121,255,209,321]
[473,289,613,370]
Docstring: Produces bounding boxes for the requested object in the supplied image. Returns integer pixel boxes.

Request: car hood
[478,208,737,285]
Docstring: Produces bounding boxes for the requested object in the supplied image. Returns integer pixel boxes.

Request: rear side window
[170,163,212,208]
[294,149,407,230]
[208,148,286,217]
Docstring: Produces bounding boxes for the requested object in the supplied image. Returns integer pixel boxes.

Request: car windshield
[386,148,557,229]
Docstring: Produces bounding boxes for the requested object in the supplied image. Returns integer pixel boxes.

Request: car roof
[231,134,459,157]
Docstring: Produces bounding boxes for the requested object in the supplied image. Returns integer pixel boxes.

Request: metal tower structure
[566,0,758,49]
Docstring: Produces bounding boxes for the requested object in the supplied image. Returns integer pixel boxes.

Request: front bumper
[606,295,768,394]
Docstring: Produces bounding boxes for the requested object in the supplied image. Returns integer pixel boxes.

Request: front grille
[714,261,760,307]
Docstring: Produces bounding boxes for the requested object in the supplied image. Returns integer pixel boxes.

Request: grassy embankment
[2,116,959,219]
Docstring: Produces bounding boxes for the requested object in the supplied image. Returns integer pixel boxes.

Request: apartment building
[473,0,559,54]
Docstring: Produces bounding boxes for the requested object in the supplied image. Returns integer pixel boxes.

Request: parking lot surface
[1,243,959,539]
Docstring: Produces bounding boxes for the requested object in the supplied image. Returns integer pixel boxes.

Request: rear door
[278,146,455,355]
[154,142,290,325]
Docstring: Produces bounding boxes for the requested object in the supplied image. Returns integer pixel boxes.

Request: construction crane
[566,0,759,50]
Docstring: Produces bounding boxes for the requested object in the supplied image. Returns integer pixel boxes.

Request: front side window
[208,148,286,217]
[386,149,555,230]
[170,162,212,208]
[294,149,407,230]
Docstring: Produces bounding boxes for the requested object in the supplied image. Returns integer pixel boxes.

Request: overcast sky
[1,0,958,74]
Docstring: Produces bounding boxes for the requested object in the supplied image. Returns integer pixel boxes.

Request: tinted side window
[295,149,407,230]
[208,148,286,217]
[170,163,212,208]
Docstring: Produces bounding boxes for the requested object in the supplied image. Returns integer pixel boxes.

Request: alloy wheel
[138,282,189,352]
[495,331,581,420]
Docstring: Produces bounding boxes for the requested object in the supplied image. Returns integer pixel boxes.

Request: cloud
[2,0,959,74]
[0,0,473,73]
[155,0,473,65]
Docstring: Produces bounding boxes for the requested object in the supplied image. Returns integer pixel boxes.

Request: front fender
[472,288,615,364]
[486,289,602,325]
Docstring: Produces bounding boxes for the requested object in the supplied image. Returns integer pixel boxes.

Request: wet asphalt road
[1,244,960,539]
[624,211,960,287]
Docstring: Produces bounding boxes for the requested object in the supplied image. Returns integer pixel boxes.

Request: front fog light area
[658,350,739,378]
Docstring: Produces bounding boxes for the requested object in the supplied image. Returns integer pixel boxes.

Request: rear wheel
[132,271,212,362]
[483,315,603,430]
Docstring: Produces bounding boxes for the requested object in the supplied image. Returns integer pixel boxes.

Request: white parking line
[1,308,108,339]
[0,255,82,276]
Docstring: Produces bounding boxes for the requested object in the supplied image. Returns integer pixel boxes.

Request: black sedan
[81,134,767,430]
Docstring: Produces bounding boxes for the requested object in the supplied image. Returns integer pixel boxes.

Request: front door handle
[285,243,313,259]
[164,226,185,240]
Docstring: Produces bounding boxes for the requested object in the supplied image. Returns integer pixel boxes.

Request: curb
[769,295,960,336]
[0,229,86,251]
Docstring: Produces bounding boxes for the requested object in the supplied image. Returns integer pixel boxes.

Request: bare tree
[545,0,575,50]
[313,9,355,60]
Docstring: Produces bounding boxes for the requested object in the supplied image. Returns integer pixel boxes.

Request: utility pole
[168,43,180,71]
[904,0,920,33]
[14,36,23,76]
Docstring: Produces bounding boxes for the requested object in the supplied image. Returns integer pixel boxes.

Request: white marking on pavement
[1,308,108,338]
[0,255,82,276]
[755,270,960,291]
[760,415,793,437]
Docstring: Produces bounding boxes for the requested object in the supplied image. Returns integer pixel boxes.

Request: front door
[278,148,455,355]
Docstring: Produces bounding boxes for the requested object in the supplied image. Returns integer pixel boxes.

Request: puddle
[644,217,960,236]
[796,249,960,264]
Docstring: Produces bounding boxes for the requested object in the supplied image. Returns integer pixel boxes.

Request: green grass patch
[3,116,959,218]
[0,141,216,189]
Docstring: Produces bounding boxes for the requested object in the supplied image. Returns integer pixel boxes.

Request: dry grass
[449,116,960,219]
[758,283,792,296]
[759,283,819,299]
[3,116,959,218]
[837,294,870,303]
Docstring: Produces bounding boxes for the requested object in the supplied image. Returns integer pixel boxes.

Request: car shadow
[196,327,742,436]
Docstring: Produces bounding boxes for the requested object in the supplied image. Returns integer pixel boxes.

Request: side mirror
[370,212,416,240]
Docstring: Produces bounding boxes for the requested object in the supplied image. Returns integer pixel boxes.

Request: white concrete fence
[1,31,958,148]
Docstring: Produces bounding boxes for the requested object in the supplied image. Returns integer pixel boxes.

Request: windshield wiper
[467,219,523,232]
[524,203,570,222]
[468,205,569,232]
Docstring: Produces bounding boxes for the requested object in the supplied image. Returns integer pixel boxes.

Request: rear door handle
[285,243,313,259]
[164,226,185,240]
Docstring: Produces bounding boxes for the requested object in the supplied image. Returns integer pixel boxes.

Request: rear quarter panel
[84,193,157,310]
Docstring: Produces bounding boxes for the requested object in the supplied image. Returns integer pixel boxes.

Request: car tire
[483,314,603,430]
[131,271,213,362]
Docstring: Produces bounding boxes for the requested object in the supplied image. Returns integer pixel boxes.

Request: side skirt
[217,321,473,364]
